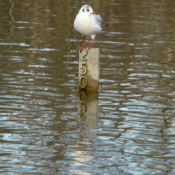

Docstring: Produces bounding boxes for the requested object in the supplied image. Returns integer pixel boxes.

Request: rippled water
[0,0,175,174]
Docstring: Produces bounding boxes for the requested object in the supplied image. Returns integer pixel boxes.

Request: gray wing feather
[94,14,102,27]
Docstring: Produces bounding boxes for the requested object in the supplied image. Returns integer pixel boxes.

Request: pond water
[0,0,175,174]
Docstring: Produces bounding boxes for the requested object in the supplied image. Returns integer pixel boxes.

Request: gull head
[79,5,95,15]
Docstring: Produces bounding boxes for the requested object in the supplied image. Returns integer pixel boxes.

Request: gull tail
[103,24,108,28]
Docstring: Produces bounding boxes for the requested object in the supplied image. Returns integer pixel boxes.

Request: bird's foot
[88,46,94,50]
[78,45,86,52]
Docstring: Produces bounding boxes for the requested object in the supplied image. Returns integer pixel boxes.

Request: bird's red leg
[82,36,86,48]
[78,36,86,51]
[88,39,94,50]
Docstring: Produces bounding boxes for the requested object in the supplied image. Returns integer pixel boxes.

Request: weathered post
[79,48,100,91]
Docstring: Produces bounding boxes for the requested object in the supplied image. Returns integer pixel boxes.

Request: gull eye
[87,9,89,11]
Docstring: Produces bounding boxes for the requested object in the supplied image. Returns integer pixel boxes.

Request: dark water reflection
[0,0,175,174]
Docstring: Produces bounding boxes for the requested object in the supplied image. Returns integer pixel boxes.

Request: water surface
[0,0,175,174]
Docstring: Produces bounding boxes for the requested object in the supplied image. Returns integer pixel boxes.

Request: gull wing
[93,14,102,27]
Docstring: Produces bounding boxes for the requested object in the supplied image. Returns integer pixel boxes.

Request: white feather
[74,5,102,40]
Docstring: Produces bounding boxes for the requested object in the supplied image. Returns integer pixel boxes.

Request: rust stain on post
[79,48,100,91]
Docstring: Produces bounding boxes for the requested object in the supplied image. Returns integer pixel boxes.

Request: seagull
[74,4,103,51]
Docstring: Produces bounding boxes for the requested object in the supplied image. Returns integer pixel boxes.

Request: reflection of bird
[74,4,103,51]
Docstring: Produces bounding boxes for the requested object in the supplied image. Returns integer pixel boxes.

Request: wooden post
[79,48,99,91]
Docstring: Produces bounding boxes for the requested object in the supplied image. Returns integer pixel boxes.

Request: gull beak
[92,12,97,15]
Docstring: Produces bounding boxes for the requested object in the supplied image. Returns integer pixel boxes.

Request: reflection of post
[79,48,100,90]
[77,90,98,141]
